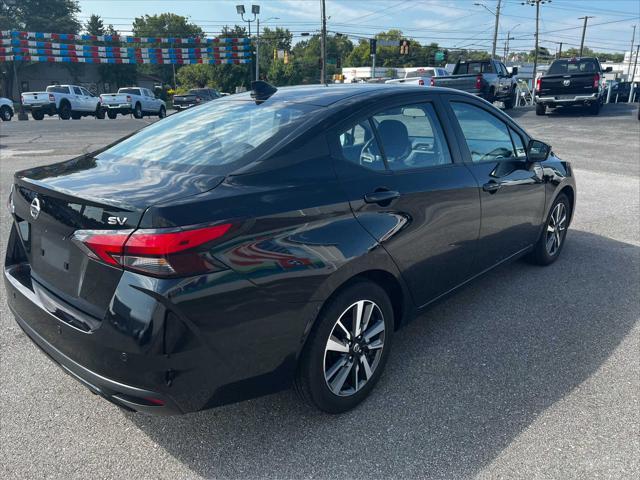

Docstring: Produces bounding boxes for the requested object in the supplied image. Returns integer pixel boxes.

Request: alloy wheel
[323,300,385,397]
[546,202,567,256]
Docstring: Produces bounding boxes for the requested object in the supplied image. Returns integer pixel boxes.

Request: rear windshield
[548,58,599,74]
[118,88,141,95]
[188,89,210,95]
[46,86,69,94]
[455,62,494,74]
[407,69,434,78]
[97,99,318,174]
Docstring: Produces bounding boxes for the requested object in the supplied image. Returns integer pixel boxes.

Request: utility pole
[558,42,563,58]
[628,25,636,78]
[320,0,327,84]
[492,0,502,59]
[522,0,550,90]
[578,16,594,56]
[503,24,520,63]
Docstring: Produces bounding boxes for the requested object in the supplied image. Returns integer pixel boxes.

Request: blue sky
[77,0,640,54]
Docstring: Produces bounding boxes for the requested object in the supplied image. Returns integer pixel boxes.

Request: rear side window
[371,103,451,170]
[451,102,516,162]
[97,99,317,173]
[73,87,82,95]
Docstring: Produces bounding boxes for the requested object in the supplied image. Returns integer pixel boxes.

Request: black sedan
[4,83,576,415]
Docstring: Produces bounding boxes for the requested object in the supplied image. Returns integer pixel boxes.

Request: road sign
[435,51,445,61]
[376,39,398,47]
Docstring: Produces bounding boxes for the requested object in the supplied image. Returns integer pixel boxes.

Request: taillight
[536,77,542,92]
[49,93,55,102]
[475,74,482,90]
[72,223,232,277]
[593,73,600,89]
[430,77,435,86]
[126,95,132,102]
[418,79,425,86]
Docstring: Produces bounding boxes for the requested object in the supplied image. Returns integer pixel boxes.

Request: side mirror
[605,66,613,73]
[510,67,518,77]
[527,139,551,162]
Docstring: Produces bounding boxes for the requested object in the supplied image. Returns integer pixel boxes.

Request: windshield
[118,88,141,95]
[97,99,318,174]
[548,58,599,74]
[46,86,69,94]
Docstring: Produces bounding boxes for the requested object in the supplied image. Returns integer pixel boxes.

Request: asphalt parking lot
[0,103,639,479]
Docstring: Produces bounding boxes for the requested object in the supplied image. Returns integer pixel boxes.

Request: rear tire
[133,103,143,119]
[295,280,394,413]
[1,105,13,121]
[589,101,601,115]
[527,193,570,266]
[503,88,516,110]
[535,103,546,116]
[58,102,71,120]
[31,110,45,120]
[95,106,105,119]
[107,110,118,119]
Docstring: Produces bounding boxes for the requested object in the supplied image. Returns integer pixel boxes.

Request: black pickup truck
[432,59,519,108]
[535,57,612,115]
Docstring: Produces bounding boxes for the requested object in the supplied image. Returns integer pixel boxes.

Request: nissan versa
[5,83,576,415]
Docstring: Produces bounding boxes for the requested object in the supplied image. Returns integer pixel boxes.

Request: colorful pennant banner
[0,54,249,65]
[0,30,250,45]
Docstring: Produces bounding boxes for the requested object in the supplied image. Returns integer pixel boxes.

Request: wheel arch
[558,184,575,224]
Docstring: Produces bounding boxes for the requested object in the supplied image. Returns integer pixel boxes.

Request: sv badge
[107,216,128,225]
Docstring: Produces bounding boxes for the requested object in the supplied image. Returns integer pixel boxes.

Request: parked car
[21,85,104,120]
[385,67,449,86]
[100,87,166,119]
[173,88,221,111]
[535,57,612,115]
[0,97,14,121]
[5,83,575,415]
[432,59,518,108]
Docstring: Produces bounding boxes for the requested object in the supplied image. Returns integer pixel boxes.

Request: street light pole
[628,25,636,79]
[474,1,501,59]
[320,0,327,84]
[236,4,259,82]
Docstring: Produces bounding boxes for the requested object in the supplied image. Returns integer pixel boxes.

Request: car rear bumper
[23,103,56,114]
[535,93,599,105]
[5,264,181,415]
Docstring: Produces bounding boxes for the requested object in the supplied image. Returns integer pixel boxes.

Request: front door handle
[483,180,502,193]
[364,190,400,204]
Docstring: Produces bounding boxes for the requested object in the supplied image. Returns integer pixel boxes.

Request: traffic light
[369,38,377,56]
[399,39,410,55]
[336,57,342,69]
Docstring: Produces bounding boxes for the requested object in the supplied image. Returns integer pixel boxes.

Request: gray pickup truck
[432,59,518,109]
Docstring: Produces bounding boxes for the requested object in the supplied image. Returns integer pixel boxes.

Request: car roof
[225,83,452,107]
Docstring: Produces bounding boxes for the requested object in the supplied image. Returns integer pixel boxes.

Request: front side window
[371,103,451,170]
[509,127,527,158]
[73,87,82,95]
[338,120,385,171]
[451,102,516,162]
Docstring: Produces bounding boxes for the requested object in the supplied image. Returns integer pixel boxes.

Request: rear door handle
[364,190,400,204]
[483,180,502,193]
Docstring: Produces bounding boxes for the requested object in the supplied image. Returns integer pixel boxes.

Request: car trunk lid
[12,155,224,318]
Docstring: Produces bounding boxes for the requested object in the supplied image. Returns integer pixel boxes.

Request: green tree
[85,13,105,36]
[0,0,82,99]
[132,13,205,87]
[176,64,210,88]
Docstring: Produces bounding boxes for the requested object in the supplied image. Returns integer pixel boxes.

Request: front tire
[527,193,570,266]
[295,280,394,413]
[58,102,71,120]
[158,106,166,118]
[31,110,45,120]
[503,89,515,110]
[589,101,601,115]
[95,106,105,119]
[0,105,12,121]
[535,103,546,116]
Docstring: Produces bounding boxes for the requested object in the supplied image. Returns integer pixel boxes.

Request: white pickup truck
[100,87,166,119]
[21,85,104,120]
[385,67,449,86]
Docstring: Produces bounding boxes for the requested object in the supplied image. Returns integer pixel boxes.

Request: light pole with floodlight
[236,4,260,82]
